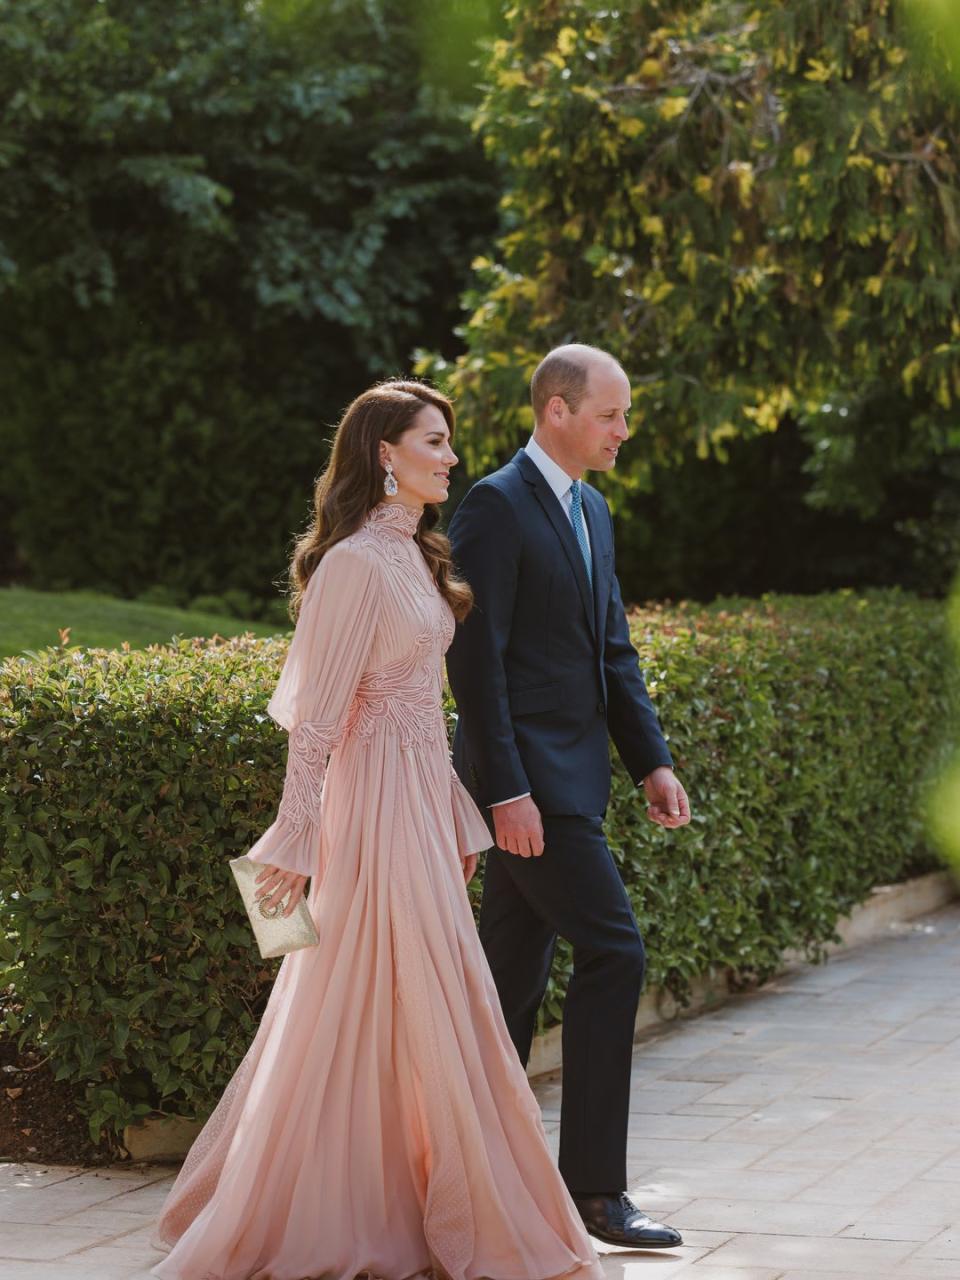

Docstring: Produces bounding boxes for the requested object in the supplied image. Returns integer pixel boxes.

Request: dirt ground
[0,1010,120,1166]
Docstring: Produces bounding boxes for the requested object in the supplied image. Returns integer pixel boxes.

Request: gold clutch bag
[229,854,320,959]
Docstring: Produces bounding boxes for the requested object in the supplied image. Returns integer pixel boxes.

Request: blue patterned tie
[569,480,592,584]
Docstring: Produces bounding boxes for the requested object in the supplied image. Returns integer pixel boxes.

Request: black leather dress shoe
[572,1192,683,1249]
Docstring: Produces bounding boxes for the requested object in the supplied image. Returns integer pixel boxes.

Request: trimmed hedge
[0,591,951,1143]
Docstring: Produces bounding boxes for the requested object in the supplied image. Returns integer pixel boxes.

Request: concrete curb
[792,868,958,955]
[124,868,958,1160]
[525,867,959,1079]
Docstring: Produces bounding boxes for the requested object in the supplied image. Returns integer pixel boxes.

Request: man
[446,344,691,1251]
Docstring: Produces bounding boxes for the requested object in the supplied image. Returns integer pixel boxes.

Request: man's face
[563,360,632,473]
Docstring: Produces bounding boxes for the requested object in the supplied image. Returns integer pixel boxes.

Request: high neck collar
[364,501,422,539]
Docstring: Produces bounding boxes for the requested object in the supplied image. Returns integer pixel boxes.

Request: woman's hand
[254,864,309,917]
[462,854,478,885]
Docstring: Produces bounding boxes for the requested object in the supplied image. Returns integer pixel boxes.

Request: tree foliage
[423,0,960,581]
[0,0,497,600]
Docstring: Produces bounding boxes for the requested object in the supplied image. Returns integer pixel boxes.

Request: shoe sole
[583,1226,683,1250]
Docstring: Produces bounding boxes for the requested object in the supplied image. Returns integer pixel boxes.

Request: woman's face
[381,404,458,507]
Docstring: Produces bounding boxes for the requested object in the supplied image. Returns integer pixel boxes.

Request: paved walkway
[2,902,958,1279]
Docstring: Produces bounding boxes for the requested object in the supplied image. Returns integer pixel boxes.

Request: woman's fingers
[253,865,307,914]
[281,877,306,917]
[254,866,286,899]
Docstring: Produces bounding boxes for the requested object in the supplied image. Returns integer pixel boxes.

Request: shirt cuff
[489,792,532,808]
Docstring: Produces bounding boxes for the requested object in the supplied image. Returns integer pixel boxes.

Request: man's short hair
[530,344,622,421]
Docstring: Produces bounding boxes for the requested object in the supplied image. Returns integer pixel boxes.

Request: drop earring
[383,461,398,497]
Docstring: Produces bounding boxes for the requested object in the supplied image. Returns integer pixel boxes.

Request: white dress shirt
[523,434,592,557]
[490,437,591,808]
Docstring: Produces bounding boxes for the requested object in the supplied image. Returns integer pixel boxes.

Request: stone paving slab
[0,901,957,1279]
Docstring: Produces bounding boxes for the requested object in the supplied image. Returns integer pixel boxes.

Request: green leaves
[528,588,951,1023]
[0,0,499,603]
[0,592,949,1139]
[169,1031,192,1059]
[423,0,960,573]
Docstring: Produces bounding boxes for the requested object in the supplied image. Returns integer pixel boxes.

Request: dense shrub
[596,422,948,603]
[565,590,952,1018]
[0,0,498,601]
[0,591,950,1142]
[931,578,960,872]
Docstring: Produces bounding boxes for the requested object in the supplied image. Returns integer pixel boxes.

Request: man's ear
[547,394,566,425]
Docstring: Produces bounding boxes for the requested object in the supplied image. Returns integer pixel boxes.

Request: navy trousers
[478,814,645,1194]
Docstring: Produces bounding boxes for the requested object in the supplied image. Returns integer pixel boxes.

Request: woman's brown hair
[285,379,473,623]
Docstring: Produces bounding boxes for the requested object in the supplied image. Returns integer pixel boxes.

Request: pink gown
[150,502,602,1280]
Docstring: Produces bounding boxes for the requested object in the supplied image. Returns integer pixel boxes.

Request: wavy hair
[285,380,473,622]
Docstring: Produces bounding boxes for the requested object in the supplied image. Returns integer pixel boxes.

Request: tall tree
[0,0,498,601]
[423,0,960,591]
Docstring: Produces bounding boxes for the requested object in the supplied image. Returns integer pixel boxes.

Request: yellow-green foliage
[421,0,960,517]
[930,578,960,870]
[902,0,960,100]
[0,590,950,1141]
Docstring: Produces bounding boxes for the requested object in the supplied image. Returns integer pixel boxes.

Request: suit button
[597,700,606,715]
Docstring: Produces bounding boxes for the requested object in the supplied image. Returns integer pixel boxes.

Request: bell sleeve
[450,761,494,860]
[246,541,381,877]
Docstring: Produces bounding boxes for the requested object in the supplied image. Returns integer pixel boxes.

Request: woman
[151,381,603,1280]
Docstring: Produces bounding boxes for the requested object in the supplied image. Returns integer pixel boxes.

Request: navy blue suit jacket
[446,449,673,817]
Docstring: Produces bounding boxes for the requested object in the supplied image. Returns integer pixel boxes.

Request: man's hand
[254,864,309,917]
[462,853,479,884]
[492,795,545,858]
[643,766,691,830]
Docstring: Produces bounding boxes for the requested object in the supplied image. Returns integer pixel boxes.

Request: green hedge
[0,591,950,1143]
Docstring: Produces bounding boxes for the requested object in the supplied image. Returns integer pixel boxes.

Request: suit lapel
[513,450,596,637]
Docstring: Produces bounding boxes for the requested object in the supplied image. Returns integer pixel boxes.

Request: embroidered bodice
[272,502,455,835]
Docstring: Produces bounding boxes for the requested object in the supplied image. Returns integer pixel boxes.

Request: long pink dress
[150,502,602,1280]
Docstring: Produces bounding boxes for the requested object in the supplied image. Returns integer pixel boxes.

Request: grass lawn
[0,586,286,659]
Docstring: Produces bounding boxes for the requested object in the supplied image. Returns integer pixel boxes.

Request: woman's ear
[378,440,391,466]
